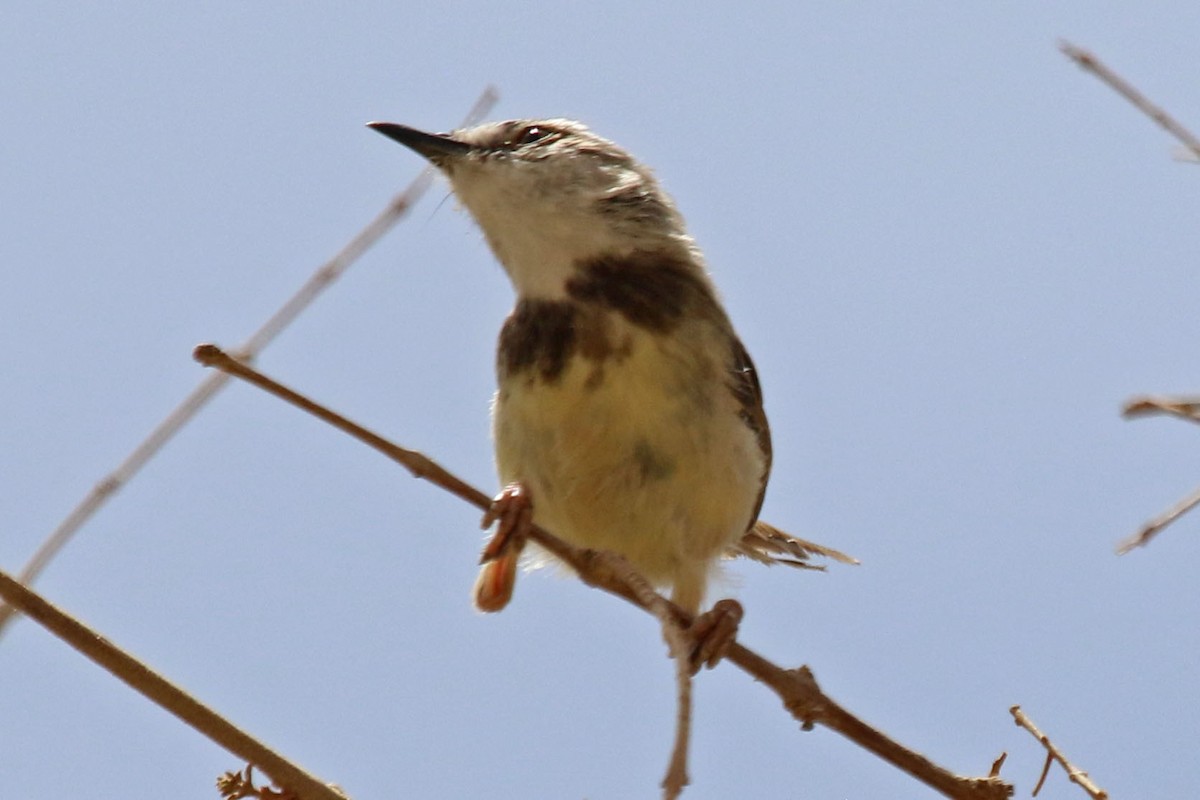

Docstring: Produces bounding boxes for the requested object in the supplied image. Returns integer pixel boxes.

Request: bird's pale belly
[492,335,763,610]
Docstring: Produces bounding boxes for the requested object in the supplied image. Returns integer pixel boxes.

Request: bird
[368,117,853,666]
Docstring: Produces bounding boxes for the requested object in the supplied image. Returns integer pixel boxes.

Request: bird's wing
[725,331,855,570]
[727,334,772,527]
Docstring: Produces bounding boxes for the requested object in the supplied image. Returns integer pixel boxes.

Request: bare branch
[0,572,347,800]
[0,87,499,640]
[1060,39,1200,160]
[195,344,1012,800]
[1010,706,1108,799]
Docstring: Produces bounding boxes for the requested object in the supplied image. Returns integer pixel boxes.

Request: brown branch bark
[0,571,345,800]
[194,344,1013,799]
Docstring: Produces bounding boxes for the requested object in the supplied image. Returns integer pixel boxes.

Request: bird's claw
[686,598,743,673]
[474,483,533,613]
[479,482,533,563]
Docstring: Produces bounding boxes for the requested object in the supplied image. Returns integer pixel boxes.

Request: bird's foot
[473,483,533,612]
[480,482,533,561]
[686,598,743,673]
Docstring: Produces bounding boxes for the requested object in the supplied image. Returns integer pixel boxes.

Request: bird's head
[369,118,696,298]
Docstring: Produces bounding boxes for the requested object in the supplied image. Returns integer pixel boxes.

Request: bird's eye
[514,125,549,146]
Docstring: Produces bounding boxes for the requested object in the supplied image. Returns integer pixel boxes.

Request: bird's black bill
[366,121,472,162]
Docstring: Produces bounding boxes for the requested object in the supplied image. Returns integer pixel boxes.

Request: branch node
[781,666,824,730]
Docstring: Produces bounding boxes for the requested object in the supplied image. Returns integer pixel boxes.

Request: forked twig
[1010,706,1108,799]
[1118,395,1200,554]
[0,572,345,800]
[0,87,499,639]
[194,344,1012,800]
[1060,40,1200,160]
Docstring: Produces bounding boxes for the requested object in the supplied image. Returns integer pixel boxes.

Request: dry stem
[1116,482,1200,555]
[1123,395,1200,426]
[0,572,345,800]
[1060,40,1200,160]
[194,344,1012,800]
[1010,706,1108,799]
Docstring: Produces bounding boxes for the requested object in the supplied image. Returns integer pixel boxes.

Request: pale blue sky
[3,4,1199,798]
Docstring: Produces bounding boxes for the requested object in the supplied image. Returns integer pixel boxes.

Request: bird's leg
[686,598,744,673]
[473,482,533,612]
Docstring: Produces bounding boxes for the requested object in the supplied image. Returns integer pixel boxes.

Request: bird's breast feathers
[492,302,766,587]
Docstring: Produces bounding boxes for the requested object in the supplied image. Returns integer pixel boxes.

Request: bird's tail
[730,520,859,569]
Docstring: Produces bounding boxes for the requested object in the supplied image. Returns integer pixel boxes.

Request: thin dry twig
[195,344,1013,800]
[1060,39,1200,160]
[1116,482,1200,555]
[1122,395,1200,426]
[0,572,346,800]
[1118,394,1200,554]
[1010,706,1108,800]
[0,87,499,640]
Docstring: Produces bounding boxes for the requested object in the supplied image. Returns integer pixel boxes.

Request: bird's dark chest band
[497,250,721,384]
[497,299,624,385]
[565,250,719,333]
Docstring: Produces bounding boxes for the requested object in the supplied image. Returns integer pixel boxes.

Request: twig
[195,344,1013,800]
[1122,395,1200,426]
[1010,706,1108,799]
[1116,482,1200,555]
[0,87,499,640]
[1060,39,1200,160]
[0,571,346,800]
[1118,394,1200,554]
